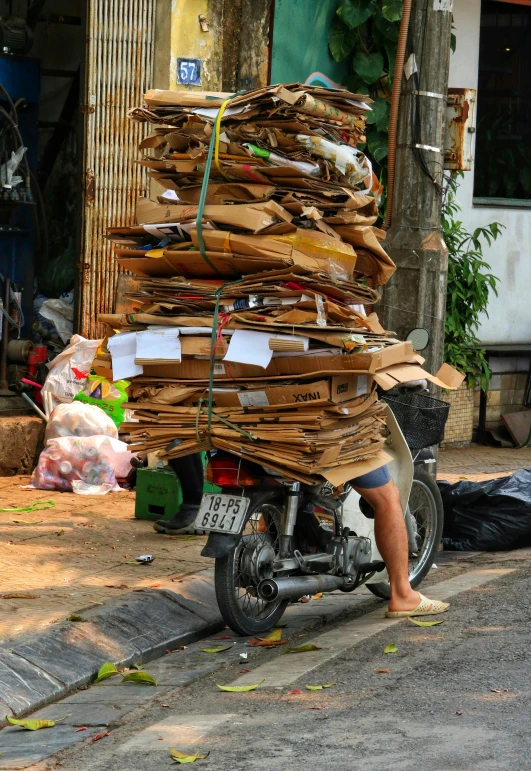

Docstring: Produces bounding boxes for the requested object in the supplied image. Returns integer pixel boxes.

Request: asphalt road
[31,554,531,771]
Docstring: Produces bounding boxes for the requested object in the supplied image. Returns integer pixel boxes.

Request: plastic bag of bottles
[30,435,134,494]
[45,402,118,444]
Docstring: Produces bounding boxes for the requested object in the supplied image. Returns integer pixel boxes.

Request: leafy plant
[442,172,502,391]
[329,0,402,201]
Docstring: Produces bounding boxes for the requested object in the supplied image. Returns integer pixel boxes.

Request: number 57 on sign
[177,58,201,86]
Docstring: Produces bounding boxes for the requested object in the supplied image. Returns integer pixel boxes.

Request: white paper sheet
[108,332,143,380]
[136,328,182,362]
[224,330,309,369]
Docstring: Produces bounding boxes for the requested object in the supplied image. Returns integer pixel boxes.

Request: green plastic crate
[134,453,220,521]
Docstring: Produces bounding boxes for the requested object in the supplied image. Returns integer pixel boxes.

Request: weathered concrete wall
[450,0,531,346]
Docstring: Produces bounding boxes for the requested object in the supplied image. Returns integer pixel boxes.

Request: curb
[0,570,224,721]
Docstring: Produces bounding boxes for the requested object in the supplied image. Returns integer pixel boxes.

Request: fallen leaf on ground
[308,706,324,710]
[94,662,120,684]
[408,617,444,627]
[299,596,310,603]
[248,628,287,648]
[288,689,302,695]
[305,683,336,690]
[75,727,88,732]
[3,593,40,599]
[383,643,397,654]
[6,716,63,730]
[162,704,170,708]
[216,680,264,692]
[504,688,509,693]
[104,584,129,589]
[490,688,501,693]
[170,747,209,764]
[121,671,156,686]
[11,519,43,524]
[375,669,389,674]
[211,636,233,640]
[236,669,251,674]
[456,711,463,716]
[282,644,322,654]
[67,614,87,622]
[311,593,323,599]
[201,646,233,654]
[92,732,110,742]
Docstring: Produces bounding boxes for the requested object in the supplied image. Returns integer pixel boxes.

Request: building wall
[450,0,531,346]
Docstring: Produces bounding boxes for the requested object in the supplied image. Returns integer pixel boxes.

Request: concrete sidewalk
[0,476,207,643]
[0,476,218,721]
[438,443,531,483]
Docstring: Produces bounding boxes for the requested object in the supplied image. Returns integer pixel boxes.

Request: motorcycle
[194,329,449,636]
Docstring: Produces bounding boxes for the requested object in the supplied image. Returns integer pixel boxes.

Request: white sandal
[385,593,449,618]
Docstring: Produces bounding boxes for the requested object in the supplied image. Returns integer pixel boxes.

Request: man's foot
[153,505,199,534]
[388,589,422,613]
[386,592,450,618]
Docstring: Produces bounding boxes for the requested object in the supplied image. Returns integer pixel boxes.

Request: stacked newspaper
[100,84,462,486]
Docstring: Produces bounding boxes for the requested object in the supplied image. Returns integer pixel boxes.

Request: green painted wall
[270,0,350,87]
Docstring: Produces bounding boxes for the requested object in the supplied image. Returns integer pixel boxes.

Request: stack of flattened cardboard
[100,84,463,486]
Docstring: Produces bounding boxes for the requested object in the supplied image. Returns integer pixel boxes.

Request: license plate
[195,494,250,534]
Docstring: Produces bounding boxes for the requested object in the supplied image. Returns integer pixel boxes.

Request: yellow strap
[214,99,232,177]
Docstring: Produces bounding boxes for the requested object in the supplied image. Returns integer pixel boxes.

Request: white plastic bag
[30,435,134,494]
[39,297,74,344]
[45,402,118,444]
[42,335,101,413]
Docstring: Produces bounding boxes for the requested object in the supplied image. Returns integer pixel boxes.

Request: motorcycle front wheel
[366,464,443,601]
[214,499,288,636]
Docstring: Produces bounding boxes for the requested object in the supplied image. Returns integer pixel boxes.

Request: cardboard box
[141,343,414,381]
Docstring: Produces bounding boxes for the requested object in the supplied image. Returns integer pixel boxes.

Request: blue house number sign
[177,58,201,86]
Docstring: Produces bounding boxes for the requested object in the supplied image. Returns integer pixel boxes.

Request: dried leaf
[288,689,302,695]
[383,643,397,654]
[260,628,283,642]
[211,635,233,640]
[308,706,324,710]
[3,593,40,599]
[11,519,43,524]
[248,628,287,648]
[94,662,120,684]
[375,669,389,674]
[305,683,336,690]
[236,669,251,674]
[170,748,209,764]
[283,644,322,654]
[92,732,110,742]
[311,593,323,599]
[216,680,264,692]
[121,671,157,686]
[456,711,463,716]
[408,617,444,627]
[68,614,87,623]
[490,688,501,693]
[6,716,62,730]
[201,646,232,654]
[75,727,88,732]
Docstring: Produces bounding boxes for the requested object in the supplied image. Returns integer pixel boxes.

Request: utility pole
[381,0,453,375]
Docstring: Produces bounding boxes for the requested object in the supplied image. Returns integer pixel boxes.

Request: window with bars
[474,0,531,204]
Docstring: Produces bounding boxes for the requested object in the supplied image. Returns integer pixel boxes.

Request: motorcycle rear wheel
[366,465,443,601]
[215,500,288,636]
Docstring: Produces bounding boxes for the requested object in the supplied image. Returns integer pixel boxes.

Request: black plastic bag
[439,469,531,551]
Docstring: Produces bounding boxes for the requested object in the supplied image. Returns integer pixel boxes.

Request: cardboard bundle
[100,84,464,486]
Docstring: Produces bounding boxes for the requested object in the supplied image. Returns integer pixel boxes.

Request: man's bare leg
[352,479,420,612]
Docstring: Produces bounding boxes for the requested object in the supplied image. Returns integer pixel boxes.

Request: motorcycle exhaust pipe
[258,574,351,601]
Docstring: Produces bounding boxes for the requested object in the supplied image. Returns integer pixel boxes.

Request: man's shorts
[350,464,391,489]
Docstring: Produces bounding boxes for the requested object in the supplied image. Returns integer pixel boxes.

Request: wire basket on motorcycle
[381,390,450,450]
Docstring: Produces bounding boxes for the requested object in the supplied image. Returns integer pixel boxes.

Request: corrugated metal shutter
[79,0,155,338]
